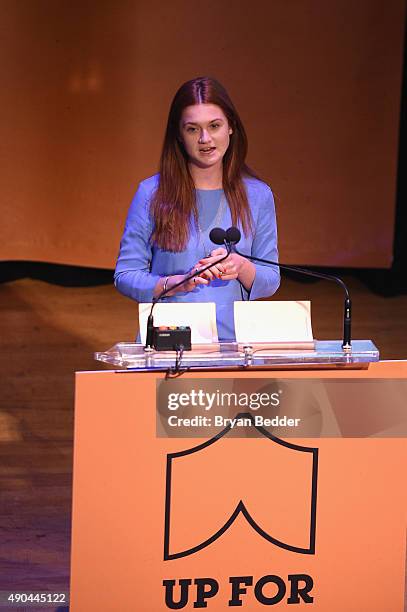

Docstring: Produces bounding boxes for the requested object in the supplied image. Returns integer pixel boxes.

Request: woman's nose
[198,129,211,143]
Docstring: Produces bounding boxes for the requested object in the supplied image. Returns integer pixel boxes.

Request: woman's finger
[218,272,238,280]
[190,276,209,288]
[197,263,226,279]
[199,268,216,281]
[198,256,220,267]
[199,249,227,265]
[209,247,227,257]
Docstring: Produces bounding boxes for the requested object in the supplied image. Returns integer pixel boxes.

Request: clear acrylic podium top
[94,340,379,371]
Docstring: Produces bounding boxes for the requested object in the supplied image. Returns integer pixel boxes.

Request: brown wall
[1,0,404,268]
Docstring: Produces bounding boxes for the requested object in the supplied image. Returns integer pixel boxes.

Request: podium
[70,345,407,611]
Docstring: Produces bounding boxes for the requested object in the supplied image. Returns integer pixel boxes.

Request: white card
[234,301,314,344]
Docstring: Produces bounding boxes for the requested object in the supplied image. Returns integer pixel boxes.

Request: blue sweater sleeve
[114,181,161,303]
[243,185,280,300]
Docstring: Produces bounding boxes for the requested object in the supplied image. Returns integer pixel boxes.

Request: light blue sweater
[114,174,280,340]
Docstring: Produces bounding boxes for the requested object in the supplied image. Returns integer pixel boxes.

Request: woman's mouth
[199,147,216,155]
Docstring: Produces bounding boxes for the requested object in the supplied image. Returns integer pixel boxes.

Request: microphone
[225,226,241,245]
[209,227,227,245]
[144,229,232,350]
[225,226,352,351]
[210,226,241,247]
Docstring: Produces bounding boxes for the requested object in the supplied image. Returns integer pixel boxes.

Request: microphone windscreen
[226,226,241,245]
[209,227,227,245]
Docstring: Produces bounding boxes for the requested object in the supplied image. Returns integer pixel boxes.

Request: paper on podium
[139,302,218,344]
[234,300,314,348]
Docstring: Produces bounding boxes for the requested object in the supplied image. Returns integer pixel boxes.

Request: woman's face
[179,104,233,170]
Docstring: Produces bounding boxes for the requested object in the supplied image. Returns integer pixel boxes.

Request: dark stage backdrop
[1,0,405,269]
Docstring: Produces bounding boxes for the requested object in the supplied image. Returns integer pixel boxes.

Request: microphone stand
[232,248,352,352]
[145,241,232,351]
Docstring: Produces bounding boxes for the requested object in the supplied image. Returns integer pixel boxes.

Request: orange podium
[70,360,407,611]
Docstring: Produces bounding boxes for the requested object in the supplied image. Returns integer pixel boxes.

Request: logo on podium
[164,413,318,561]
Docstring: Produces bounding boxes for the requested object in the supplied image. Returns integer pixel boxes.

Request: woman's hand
[153,248,255,297]
[199,248,245,281]
[195,248,228,281]
[153,272,208,297]
[168,273,209,294]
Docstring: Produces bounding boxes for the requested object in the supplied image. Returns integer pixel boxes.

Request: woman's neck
[188,162,223,190]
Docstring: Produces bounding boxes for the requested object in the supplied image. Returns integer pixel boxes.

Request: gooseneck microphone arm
[234,250,352,350]
[145,228,232,350]
[224,227,352,351]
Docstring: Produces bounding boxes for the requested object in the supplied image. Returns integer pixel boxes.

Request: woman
[114,76,280,341]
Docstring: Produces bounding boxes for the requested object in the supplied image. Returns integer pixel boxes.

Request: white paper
[139,302,218,344]
[234,301,314,344]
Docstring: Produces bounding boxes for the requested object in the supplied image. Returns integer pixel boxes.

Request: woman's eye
[186,127,197,133]
[210,123,220,129]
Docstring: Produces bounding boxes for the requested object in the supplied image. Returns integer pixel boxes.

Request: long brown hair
[151,76,258,251]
